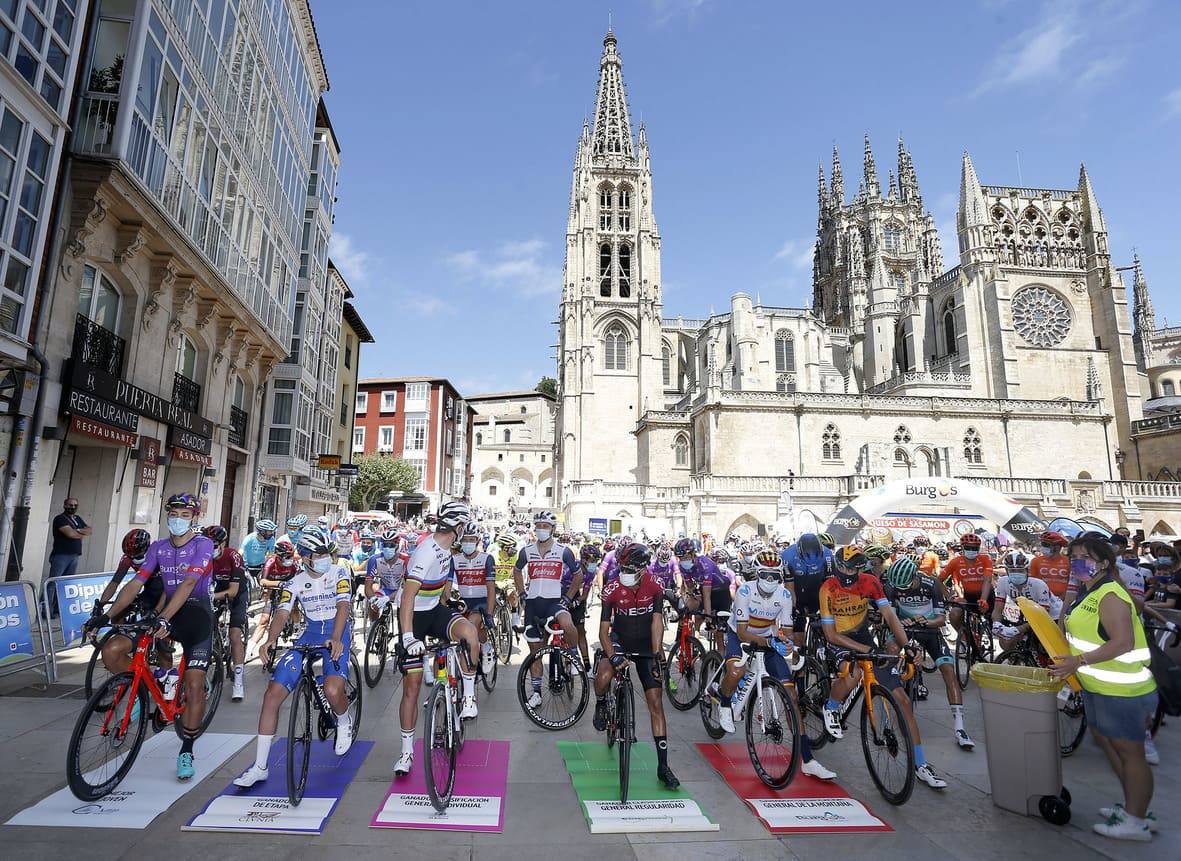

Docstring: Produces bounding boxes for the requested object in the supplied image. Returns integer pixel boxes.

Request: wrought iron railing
[73,313,125,377]
[173,372,201,413]
[228,405,248,448]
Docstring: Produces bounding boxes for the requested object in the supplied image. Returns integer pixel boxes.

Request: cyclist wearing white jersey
[454,522,497,675]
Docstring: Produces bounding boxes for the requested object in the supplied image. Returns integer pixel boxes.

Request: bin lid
[970,663,1063,693]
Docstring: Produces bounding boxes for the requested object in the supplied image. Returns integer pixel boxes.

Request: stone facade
[468,391,557,516]
[555,31,1181,540]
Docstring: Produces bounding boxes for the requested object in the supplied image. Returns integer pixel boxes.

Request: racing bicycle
[664,610,728,711]
[422,637,473,813]
[517,615,588,730]
[600,650,650,803]
[951,601,995,688]
[363,600,398,689]
[493,590,517,665]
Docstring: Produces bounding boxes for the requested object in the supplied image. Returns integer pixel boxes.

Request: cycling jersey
[600,550,619,584]
[884,573,945,622]
[730,582,792,637]
[276,564,352,640]
[494,551,518,588]
[210,548,248,598]
[352,546,376,569]
[406,536,454,611]
[1116,561,1147,600]
[136,535,215,606]
[454,551,495,599]
[600,574,663,652]
[262,554,299,584]
[943,554,994,596]
[561,562,596,595]
[365,553,407,595]
[1030,554,1070,598]
[917,550,941,577]
[682,555,729,592]
[647,561,677,590]
[782,548,832,614]
[819,573,889,635]
[515,542,579,600]
[109,554,164,609]
[240,532,275,568]
[995,575,1058,623]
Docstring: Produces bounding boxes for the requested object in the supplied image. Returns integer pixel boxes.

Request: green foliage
[348,454,420,511]
[535,376,558,398]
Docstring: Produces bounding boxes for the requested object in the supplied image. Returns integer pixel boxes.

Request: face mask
[461,541,477,555]
[312,557,332,574]
[963,550,979,560]
[535,528,552,542]
[64,506,78,514]
[678,559,694,572]
[1070,557,1099,580]
[167,517,190,537]
[1008,571,1029,586]
[1040,545,1054,554]
[586,563,599,574]
[381,548,397,560]
[756,575,779,597]
[619,569,640,587]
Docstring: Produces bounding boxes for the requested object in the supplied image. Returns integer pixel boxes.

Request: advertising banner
[70,361,213,438]
[53,574,113,648]
[0,583,35,667]
[588,518,609,536]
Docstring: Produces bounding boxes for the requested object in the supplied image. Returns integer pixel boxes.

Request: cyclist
[453,522,497,675]
[515,510,582,709]
[564,544,602,671]
[819,546,948,789]
[205,525,250,702]
[675,537,731,651]
[782,533,832,644]
[991,550,1059,652]
[1031,530,1071,600]
[649,546,677,591]
[395,502,481,776]
[864,544,892,581]
[943,532,994,634]
[232,529,355,787]
[94,528,159,619]
[249,538,300,660]
[591,543,680,790]
[280,513,308,546]
[493,532,523,631]
[240,519,277,585]
[912,535,941,578]
[883,556,976,750]
[364,528,407,620]
[86,493,215,781]
[710,546,739,584]
[713,550,836,779]
[600,535,631,585]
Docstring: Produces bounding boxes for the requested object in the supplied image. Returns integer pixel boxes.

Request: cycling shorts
[709,586,733,615]
[215,589,250,630]
[725,629,792,681]
[888,626,953,667]
[568,596,587,627]
[399,605,464,674]
[832,628,900,692]
[596,647,662,692]
[464,597,493,625]
[524,596,569,643]
[271,631,351,692]
[168,603,213,672]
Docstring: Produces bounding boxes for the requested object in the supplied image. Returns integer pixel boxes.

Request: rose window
[1012,286,1072,347]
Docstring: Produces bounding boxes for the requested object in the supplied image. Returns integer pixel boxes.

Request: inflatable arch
[825,478,1046,545]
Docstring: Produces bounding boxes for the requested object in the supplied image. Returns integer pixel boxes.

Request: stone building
[467,390,557,517]
[555,31,1181,540]
[330,268,373,499]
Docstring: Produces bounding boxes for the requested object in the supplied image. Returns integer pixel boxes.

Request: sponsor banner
[557,741,719,834]
[1001,508,1048,543]
[826,504,867,544]
[588,518,609,536]
[171,445,213,468]
[70,361,214,438]
[186,739,373,834]
[54,573,112,648]
[63,389,139,432]
[869,513,986,544]
[7,733,250,828]
[696,742,892,834]
[0,582,35,667]
[69,415,136,447]
[371,739,508,832]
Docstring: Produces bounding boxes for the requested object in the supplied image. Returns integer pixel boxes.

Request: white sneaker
[1098,804,1158,832]
[718,705,735,734]
[232,678,245,702]
[233,764,269,788]
[334,722,353,756]
[460,695,478,720]
[526,690,542,710]
[481,647,495,675]
[801,758,837,780]
[394,752,413,776]
[915,763,947,789]
[954,728,975,750]
[823,706,843,739]
[1144,734,1159,766]
[1093,812,1152,842]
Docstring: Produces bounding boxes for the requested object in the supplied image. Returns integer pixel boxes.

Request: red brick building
[354,377,473,510]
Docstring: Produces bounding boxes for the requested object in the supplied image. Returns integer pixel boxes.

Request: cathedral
[551,31,1179,541]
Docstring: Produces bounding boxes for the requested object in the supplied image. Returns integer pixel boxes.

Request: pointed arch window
[963,427,983,464]
[599,187,613,231]
[776,374,795,393]
[894,448,910,465]
[604,324,629,371]
[774,330,795,373]
[599,243,612,297]
[942,300,957,356]
[617,186,631,231]
[822,423,841,460]
[662,344,672,387]
[618,243,632,298]
[673,434,689,467]
[884,223,904,253]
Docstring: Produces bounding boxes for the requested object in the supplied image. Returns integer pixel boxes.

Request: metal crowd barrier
[0,580,55,684]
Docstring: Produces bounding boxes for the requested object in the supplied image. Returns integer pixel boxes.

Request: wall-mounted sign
[70,361,213,438]
[64,388,139,432]
[70,414,136,447]
[337,463,360,477]
[171,445,213,468]
[135,436,160,487]
[168,424,212,456]
[316,453,341,469]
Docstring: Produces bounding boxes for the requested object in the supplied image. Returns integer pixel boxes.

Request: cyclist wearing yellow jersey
[493,532,522,630]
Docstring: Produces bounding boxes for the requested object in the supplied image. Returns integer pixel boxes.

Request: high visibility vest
[1065,580,1156,697]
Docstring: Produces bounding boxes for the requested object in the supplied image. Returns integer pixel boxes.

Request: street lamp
[1114,448,1126,480]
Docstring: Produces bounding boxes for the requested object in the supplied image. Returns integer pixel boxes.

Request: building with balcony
[331,277,372,500]
[468,390,556,519]
[16,0,330,583]
[354,376,472,514]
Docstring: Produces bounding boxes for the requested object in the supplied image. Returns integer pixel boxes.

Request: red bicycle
[665,611,727,710]
[66,615,217,800]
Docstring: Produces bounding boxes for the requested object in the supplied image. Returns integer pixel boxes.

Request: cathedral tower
[555,31,663,500]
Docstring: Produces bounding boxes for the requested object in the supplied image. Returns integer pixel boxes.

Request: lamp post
[1114,448,1126,480]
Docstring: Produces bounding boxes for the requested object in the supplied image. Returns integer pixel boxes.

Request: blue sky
[314,0,1181,394]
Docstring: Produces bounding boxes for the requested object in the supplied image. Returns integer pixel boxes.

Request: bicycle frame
[832,650,911,733]
[109,629,188,734]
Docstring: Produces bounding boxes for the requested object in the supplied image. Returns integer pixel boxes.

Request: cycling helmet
[835,545,868,571]
[655,548,673,565]
[796,533,822,557]
[885,556,919,590]
[380,527,402,545]
[603,539,617,552]
[436,501,470,532]
[533,510,558,526]
[617,543,652,572]
[359,529,377,543]
[1040,531,1068,548]
[286,513,308,530]
[255,519,278,535]
[709,546,731,564]
[617,535,634,550]
[202,524,229,545]
[460,522,482,539]
[864,545,892,562]
[1003,550,1030,570]
[673,537,697,557]
[122,528,151,560]
[496,532,518,552]
[297,529,334,558]
[581,544,603,563]
[166,492,200,513]
[754,549,783,573]
[959,532,982,550]
[274,539,297,561]
[912,534,929,547]
[817,532,835,549]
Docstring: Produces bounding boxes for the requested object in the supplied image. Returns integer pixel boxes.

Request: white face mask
[535,528,552,542]
[312,557,331,574]
[756,576,779,597]
[963,550,979,560]
[619,569,640,587]
[461,541,477,555]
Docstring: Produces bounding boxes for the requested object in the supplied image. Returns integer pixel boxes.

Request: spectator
[48,497,91,613]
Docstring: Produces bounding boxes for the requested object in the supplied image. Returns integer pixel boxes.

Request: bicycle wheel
[1058,689,1087,757]
[697,652,726,740]
[747,677,801,790]
[83,633,116,707]
[287,675,313,806]
[665,636,706,710]
[795,656,831,751]
[364,619,388,688]
[67,673,150,801]
[482,639,499,693]
[859,683,915,805]
[347,653,364,736]
[423,684,456,812]
[618,679,634,803]
[517,645,588,730]
[972,613,995,663]
[954,631,973,689]
[501,610,517,665]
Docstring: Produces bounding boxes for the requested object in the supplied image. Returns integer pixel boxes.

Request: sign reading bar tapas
[70,362,214,438]
[168,424,213,456]
[136,436,161,487]
[70,414,136,447]
[171,445,213,468]
[64,389,140,432]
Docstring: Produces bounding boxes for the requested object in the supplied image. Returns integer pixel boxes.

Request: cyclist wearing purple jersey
[675,538,731,650]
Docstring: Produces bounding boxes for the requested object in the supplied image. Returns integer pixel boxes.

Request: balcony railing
[228,405,248,448]
[172,372,201,413]
[74,93,119,155]
[73,313,125,378]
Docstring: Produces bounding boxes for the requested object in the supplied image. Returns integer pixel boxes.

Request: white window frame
[404,417,427,454]
[352,426,365,452]
[405,382,428,404]
[355,391,368,413]
[381,390,397,412]
[378,425,394,452]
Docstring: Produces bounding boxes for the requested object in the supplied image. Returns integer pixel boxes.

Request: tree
[348,454,420,511]
[535,376,558,398]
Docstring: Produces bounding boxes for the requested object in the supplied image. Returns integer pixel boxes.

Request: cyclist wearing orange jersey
[944,532,994,634]
[1030,530,1071,598]
[912,536,941,578]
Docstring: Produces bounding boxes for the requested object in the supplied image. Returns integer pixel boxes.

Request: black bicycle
[421,637,473,813]
[285,644,362,806]
[602,650,651,803]
[493,591,517,665]
[517,615,588,730]
[951,601,995,688]
[364,601,397,688]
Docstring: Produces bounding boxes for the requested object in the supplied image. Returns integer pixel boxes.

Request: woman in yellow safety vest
[1050,534,1157,843]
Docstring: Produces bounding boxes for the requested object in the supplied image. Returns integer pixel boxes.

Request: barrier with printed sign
[0,581,54,682]
[46,572,115,649]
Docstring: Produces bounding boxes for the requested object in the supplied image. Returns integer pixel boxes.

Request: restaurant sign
[69,415,136,447]
[70,362,213,438]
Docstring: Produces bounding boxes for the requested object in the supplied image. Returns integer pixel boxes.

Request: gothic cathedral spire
[1132,252,1156,371]
[592,30,634,159]
[863,134,880,198]
[831,144,844,205]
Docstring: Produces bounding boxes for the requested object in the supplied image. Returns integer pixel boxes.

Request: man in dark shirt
[49,498,91,611]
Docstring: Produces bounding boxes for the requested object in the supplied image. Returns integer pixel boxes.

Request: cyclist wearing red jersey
[944,533,994,633]
[205,525,250,702]
[1030,530,1071,599]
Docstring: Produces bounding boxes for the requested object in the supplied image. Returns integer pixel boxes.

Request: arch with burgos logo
[825,478,1046,545]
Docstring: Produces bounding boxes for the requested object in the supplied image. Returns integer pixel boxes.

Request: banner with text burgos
[0,582,35,666]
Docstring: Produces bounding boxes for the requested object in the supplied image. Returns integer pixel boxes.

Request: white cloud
[976,14,1080,95]
[405,295,453,317]
[446,238,561,298]
[649,0,714,26]
[1078,56,1124,85]
[328,233,373,287]
[773,239,815,271]
[1164,86,1181,117]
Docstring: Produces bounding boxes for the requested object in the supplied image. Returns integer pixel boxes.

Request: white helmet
[533,510,558,527]
[436,501,470,532]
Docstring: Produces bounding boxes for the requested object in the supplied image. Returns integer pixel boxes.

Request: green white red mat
[556,740,719,833]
